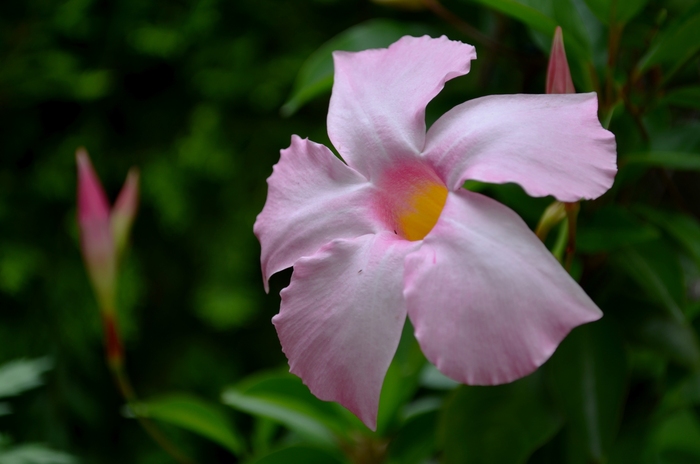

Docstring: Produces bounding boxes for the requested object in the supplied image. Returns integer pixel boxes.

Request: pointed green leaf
[419,364,460,390]
[281,19,432,116]
[650,410,700,462]
[658,373,700,415]
[222,371,354,446]
[462,0,558,35]
[638,13,700,75]
[577,205,660,253]
[438,372,562,464]
[629,313,700,369]
[661,86,700,110]
[623,152,700,171]
[0,358,52,399]
[386,409,438,464]
[583,0,648,25]
[376,321,425,435]
[545,320,627,462]
[633,206,700,270]
[247,445,345,464]
[0,443,77,464]
[133,393,244,455]
[613,242,685,322]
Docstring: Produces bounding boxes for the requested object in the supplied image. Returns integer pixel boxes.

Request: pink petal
[404,189,602,385]
[274,233,416,430]
[327,35,476,180]
[546,26,575,94]
[111,168,140,258]
[254,136,379,291]
[75,148,116,310]
[423,93,617,202]
[76,148,111,224]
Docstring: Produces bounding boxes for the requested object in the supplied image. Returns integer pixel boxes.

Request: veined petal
[328,35,476,180]
[254,136,379,291]
[423,93,617,201]
[404,189,602,385]
[274,233,417,430]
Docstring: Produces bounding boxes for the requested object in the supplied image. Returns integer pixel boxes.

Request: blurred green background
[1,0,700,463]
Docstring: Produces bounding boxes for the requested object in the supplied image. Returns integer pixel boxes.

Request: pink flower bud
[111,168,140,260]
[76,148,117,312]
[546,26,575,94]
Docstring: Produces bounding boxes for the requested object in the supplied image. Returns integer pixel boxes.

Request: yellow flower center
[375,162,448,241]
[396,181,448,241]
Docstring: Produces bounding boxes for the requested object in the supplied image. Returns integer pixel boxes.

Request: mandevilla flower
[255,35,617,430]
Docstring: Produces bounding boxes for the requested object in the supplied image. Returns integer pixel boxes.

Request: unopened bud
[76,148,117,312]
[546,26,575,94]
[111,168,140,261]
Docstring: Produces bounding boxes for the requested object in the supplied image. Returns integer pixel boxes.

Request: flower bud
[111,168,140,261]
[76,148,117,312]
[546,26,575,94]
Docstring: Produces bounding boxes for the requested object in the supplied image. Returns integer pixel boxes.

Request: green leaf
[222,371,354,446]
[0,444,77,464]
[638,13,700,75]
[0,403,10,417]
[661,86,700,110]
[623,152,700,170]
[545,320,627,462]
[247,445,345,464]
[634,206,700,270]
[386,409,438,464]
[438,372,562,464]
[132,393,244,455]
[577,205,660,253]
[613,242,685,322]
[650,410,700,462]
[281,19,432,116]
[463,0,558,35]
[629,313,700,369]
[583,0,648,25]
[376,321,425,435]
[658,373,700,415]
[0,358,52,399]
[419,364,460,390]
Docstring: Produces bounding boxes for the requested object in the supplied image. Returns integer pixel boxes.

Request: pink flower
[76,148,139,313]
[255,36,617,430]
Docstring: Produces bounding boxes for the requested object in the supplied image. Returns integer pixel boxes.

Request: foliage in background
[1,0,700,462]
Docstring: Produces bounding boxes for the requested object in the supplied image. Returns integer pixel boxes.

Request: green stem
[103,314,198,464]
[564,203,579,273]
[552,220,568,263]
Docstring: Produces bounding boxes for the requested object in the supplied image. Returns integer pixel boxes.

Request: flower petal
[327,35,476,180]
[76,148,117,310]
[111,168,140,259]
[423,93,617,201]
[273,233,416,430]
[254,136,379,291]
[404,189,602,385]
